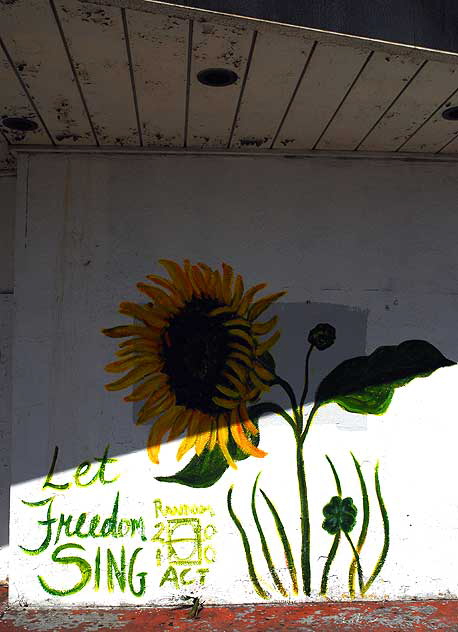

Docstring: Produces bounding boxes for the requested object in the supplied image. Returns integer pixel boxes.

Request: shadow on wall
[10,291,455,489]
[10,299,368,483]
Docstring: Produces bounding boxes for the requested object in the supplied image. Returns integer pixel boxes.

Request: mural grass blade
[320,456,342,596]
[349,453,370,598]
[259,488,298,596]
[325,455,342,497]
[227,486,270,600]
[252,473,288,597]
[344,532,364,594]
[320,532,340,596]
[362,463,389,595]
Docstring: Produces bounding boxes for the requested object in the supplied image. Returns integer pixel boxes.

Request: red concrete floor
[1,586,458,631]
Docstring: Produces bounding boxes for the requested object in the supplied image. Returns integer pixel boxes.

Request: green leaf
[316,340,454,415]
[156,406,262,488]
[156,444,229,488]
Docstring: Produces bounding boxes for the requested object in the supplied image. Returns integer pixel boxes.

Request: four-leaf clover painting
[103,259,455,599]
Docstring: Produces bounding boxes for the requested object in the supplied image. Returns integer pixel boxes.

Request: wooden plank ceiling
[1,0,458,172]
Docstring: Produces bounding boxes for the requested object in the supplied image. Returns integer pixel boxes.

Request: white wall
[0,175,15,582]
[9,153,458,605]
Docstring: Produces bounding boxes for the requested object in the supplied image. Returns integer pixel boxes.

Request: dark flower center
[162,297,232,414]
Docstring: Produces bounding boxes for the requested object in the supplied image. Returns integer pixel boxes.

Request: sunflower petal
[136,390,172,425]
[249,372,271,393]
[146,408,180,464]
[223,370,246,394]
[226,359,247,383]
[159,259,193,300]
[245,386,261,401]
[176,411,199,460]
[191,265,208,295]
[124,375,168,402]
[227,328,254,346]
[213,395,240,410]
[176,434,196,461]
[136,283,178,310]
[212,270,223,301]
[229,351,253,369]
[102,325,158,340]
[216,383,242,399]
[195,414,212,456]
[209,306,234,317]
[169,409,192,441]
[216,414,237,469]
[222,263,233,303]
[252,315,279,336]
[118,336,159,348]
[243,419,259,435]
[106,364,160,391]
[105,355,160,373]
[145,274,184,305]
[198,263,214,294]
[223,318,250,329]
[149,392,176,416]
[254,362,275,382]
[208,421,217,451]
[230,409,267,458]
[237,283,267,315]
[137,384,171,416]
[239,403,259,435]
[184,260,201,297]
[248,291,286,321]
[228,341,252,357]
[134,384,170,408]
[119,302,167,329]
[116,343,161,358]
[255,330,281,356]
[231,275,244,308]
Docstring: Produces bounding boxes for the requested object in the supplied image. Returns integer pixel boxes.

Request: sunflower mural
[103,259,455,600]
[102,260,285,467]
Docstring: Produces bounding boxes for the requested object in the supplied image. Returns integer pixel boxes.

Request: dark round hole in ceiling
[2,116,38,132]
[442,106,458,121]
[197,68,238,87]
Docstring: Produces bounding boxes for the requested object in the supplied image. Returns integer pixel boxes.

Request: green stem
[274,376,300,427]
[259,488,298,595]
[227,486,270,600]
[251,473,288,597]
[320,532,340,596]
[274,373,316,597]
[248,401,296,432]
[344,531,364,595]
[296,439,311,595]
[300,403,320,444]
[299,345,314,413]
[362,462,389,595]
[349,453,370,598]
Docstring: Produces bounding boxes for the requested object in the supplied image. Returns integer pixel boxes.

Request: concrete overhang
[2,0,458,174]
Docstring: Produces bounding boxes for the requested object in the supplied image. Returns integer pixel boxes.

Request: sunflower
[102,260,285,468]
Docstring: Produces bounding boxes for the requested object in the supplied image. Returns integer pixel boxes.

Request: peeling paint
[239,137,269,147]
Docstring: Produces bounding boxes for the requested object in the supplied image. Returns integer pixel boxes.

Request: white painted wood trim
[11,144,458,163]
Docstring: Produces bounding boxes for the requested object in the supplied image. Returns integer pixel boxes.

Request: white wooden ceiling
[2,0,458,172]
